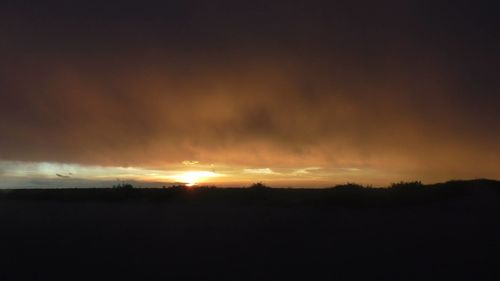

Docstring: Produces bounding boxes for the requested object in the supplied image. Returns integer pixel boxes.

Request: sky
[1,0,499,188]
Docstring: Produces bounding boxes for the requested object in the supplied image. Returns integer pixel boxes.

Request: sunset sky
[1,1,499,188]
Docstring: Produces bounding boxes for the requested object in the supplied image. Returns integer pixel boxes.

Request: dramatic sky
[1,0,499,187]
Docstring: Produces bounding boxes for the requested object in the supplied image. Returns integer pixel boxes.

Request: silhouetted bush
[113,183,135,189]
[196,185,218,190]
[249,182,271,189]
[168,184,188,190]
[331,183,366,190]
[390,181,424,189]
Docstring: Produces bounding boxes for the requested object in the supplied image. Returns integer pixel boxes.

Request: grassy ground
[0,179,499,280]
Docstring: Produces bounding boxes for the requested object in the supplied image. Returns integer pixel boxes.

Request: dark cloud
[0,0,499,183]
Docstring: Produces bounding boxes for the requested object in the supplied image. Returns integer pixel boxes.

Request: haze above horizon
[1,1,499,188]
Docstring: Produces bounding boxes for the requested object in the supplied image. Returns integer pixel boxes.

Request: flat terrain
[0,180,499,281]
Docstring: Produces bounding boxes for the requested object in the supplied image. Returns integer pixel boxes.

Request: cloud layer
[1,1,499,185]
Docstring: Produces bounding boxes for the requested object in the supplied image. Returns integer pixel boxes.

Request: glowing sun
[174,171,219,187]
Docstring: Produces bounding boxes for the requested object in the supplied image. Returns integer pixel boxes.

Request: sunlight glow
[173,171,220,186]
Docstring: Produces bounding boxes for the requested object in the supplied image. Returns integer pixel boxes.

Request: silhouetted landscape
[1,179,499,280]
[2,1,499,280]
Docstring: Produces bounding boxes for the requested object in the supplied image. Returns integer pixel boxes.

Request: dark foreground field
[0,180,499,281]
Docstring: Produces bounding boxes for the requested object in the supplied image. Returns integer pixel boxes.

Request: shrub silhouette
[170,184,190,188]
[196,185,218,190]
[113,183,135,189]
[249,182,271,189]
[390,181,424,189]
[331,183,366,190]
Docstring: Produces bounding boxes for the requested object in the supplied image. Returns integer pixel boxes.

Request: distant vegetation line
[112,179,498,190]
[0,179,498,207]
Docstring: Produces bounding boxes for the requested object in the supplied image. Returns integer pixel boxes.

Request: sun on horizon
[173,171,220,187]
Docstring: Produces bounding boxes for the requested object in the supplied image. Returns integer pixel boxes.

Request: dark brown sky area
[0,0,499,186]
